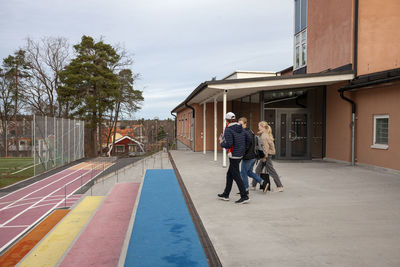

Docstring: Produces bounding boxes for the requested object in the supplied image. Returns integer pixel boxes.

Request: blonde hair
[259,121,274,141]
[238,117,247,124]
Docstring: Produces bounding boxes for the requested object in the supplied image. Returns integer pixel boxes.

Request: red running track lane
[0,162,109,252]
[0,169,97,225]
[60,183,140,267]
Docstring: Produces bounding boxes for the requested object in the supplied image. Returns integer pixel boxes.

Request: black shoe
[218,193,229,201]
[260,181,266,191]
[236,190,249,195]
[235,196,250,204]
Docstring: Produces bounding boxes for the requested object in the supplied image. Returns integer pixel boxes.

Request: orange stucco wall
[326,81,400,171]
[325,82,353,162]
[176,107,193,149]
[307,0,353,73]
[353,82,400,170]
[177,101,262,152]
[357,0,400,75]
[194,102,232,152]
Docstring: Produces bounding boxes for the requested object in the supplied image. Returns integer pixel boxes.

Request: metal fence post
[45,115,47,170]
[33,115,35,176]
[68,119,71,163]
[64,185,67,207]
[73,119,76,161]
[54,116,56,167]
[61,118,64,165]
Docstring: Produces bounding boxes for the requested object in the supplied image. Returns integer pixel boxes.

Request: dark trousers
[223,158,247,198]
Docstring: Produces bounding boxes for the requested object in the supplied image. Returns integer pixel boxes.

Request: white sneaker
[277,187,284,192]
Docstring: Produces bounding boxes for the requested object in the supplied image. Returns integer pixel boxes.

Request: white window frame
[294,0,307,70]
[371,114,389,149]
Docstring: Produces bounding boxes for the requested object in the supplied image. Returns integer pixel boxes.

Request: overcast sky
[0,0,294,119]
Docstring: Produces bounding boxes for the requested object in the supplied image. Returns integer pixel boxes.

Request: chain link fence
[33,115,84,176]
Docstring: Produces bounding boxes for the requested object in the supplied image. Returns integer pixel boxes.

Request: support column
[214,97,217,161]
[222,90,227,167]
[203,103,206,154]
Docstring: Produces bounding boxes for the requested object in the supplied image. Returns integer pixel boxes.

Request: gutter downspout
[337,0,358,166]
[339,89,356,166]
[354,0,359,77]
[185,103,195,151]
[170,111,177,149]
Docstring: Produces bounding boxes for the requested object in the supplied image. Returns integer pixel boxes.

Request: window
[116,145,125,153]
[294,0,307,70]
[372,115,389,149]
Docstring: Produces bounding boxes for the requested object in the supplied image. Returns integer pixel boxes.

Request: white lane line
[0,163,93,212]
[1,196,79,210]
[0,166,100,227]
[0,196,44,206]
[0,162,113,253]
[0,162,87,201]
[0,225,30,228]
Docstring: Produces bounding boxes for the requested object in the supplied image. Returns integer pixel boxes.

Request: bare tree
[24,37,70,117]
[0,68,13,156]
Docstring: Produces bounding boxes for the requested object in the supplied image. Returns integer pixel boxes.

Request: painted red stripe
[60,183,140,267]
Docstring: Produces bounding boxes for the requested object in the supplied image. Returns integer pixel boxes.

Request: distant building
[107,136,144,157]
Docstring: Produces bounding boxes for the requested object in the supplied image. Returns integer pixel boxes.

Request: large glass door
[276,109,311,159]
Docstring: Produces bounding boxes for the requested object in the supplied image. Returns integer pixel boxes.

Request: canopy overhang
[188,71,355,105]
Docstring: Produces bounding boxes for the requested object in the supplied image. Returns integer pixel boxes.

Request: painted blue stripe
[124,169,209,267]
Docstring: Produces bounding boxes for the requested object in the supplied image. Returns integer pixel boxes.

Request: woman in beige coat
[254,121,284,192]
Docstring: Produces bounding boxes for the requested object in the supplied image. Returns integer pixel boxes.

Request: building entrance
[264,109,312,159]
[262,87,324,160]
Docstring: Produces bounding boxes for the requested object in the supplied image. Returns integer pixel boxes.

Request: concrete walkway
[170,150,400,267]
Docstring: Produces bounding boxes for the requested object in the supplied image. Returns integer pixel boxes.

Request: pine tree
[58,36,120,156]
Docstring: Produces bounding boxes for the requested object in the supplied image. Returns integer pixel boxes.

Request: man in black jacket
[218,112,249,204]
[238,117,265,193]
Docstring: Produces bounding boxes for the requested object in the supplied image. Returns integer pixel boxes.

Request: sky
[0,0,294,120]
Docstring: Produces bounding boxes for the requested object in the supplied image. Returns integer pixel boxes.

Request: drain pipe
[339,89,356,166]
[170,111,177,149]
[185,103,196,151]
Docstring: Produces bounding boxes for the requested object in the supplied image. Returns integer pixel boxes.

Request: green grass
[0,157,34,188]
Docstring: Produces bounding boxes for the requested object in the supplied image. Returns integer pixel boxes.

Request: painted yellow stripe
[18,196,104,267]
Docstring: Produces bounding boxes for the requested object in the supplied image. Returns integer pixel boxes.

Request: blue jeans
[240,158,263,190]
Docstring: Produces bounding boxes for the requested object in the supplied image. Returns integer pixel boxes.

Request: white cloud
[0,0,294,119]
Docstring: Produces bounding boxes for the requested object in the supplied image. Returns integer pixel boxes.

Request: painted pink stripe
[60,183,140,267]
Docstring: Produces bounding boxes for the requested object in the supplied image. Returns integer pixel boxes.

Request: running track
[0,160,113,252]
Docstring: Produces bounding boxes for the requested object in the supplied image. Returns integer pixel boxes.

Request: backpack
[254,135,265,160]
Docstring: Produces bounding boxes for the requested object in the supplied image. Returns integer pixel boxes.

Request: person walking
[238,117,265,193]
[218,112,250,204]
[255,121,284,192]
